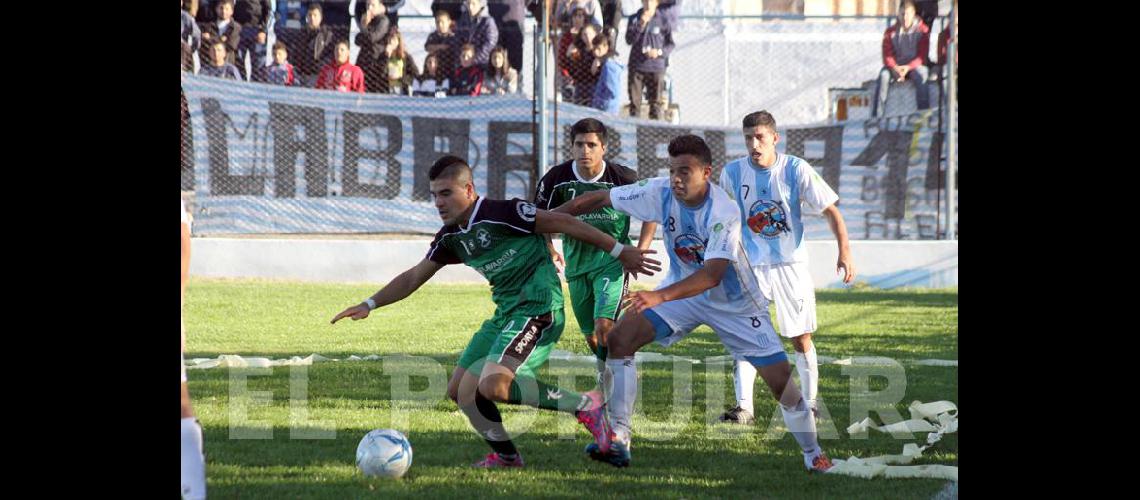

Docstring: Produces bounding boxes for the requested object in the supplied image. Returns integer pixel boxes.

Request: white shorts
[753,261,817,339]
[643,295,787,366]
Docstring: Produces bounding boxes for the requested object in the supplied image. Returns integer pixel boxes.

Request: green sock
[508,376,589,413]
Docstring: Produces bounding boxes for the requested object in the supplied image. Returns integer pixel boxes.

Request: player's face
[744,125,779,168]
[573,133,605,170]
[430,177,476,226]
[461,48,475,67]
[307,8,322,28]
[669,154,712,205]
[436,14,451,33]
[336,43,350,64]
[273,48,287,65]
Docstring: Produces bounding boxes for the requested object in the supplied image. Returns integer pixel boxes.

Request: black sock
[475,392,519,457]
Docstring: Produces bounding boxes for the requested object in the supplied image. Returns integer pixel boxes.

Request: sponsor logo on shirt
[674,233,706,265]
[747,200,790,239]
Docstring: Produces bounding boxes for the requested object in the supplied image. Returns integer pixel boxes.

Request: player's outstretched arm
[623,258,729,314]
[331,258,445,324]
[637,222,658,250]
[550,189,612,217]
[535,209,661,277]
[821,204,856,284]
[542,234,565,272]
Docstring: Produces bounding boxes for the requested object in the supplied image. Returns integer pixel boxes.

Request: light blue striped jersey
[719,154,838,265]
[609,177,764,315]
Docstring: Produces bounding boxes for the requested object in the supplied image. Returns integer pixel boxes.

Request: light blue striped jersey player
[609,177,763,315]
[719,153,839,265]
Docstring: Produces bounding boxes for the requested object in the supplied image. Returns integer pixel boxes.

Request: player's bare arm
[623,258,730,314]
[821,204,856,283]
[331,258,446,324]
[550,189,612,217]
[534,209,661,277]
[637,222,658,250]
[542,234,565,271]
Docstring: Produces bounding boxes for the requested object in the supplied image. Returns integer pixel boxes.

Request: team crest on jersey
[476,228,492,248]
[340,71,351,82]
[747,199,790,239]
[516,201,537,222]
[673,233,706,265]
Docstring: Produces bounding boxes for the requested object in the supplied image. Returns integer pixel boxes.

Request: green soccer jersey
[534,160,639,278]
[427,198,564,316]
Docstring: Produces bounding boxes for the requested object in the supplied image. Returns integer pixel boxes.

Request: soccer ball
[356,429,413,478]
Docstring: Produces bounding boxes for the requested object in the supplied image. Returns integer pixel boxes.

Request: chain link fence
[182,0,957,239]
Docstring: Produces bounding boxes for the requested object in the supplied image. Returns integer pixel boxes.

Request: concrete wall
[190,238,957,289]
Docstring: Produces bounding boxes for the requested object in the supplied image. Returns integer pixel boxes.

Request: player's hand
[551,250,566,273]
[837,251,856,284]
[331,303,371,324]
[618,247,661,278]
[622,290,663,314]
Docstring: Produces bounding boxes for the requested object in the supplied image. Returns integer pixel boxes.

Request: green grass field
[183,279,958,499]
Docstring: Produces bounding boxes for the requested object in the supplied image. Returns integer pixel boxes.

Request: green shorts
[456,308,566,378]
[567,261,628,335]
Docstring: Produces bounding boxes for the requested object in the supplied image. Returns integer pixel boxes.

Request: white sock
[779,398,820,456]
[595,357,608,391]
[596,357,612,418]
[181,417,207,500]
[795,346,819,409]
[606,357,637,443]
[733,360,757,414]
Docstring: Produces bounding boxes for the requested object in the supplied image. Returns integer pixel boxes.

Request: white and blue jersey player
[717,110,857,425]
[551,134,833,472]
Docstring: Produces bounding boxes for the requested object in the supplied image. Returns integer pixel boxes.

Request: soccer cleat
[586,437,631,468]
[575,390,612,454]
[718,406,756,425]
[804,452,833,473]
[473,452,525,468]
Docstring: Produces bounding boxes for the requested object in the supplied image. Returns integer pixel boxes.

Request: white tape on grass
[829,400,959,481]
